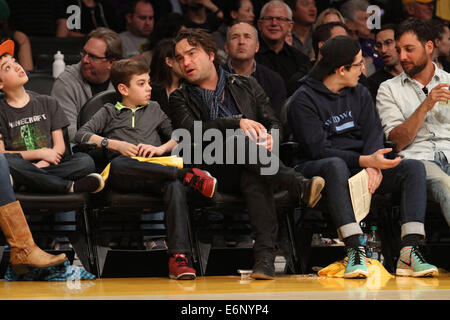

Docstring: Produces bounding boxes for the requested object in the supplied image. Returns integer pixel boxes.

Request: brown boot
[0,201,67,274]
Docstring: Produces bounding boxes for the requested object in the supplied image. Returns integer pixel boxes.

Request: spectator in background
[256,1,311,87]
[0,0,33,71]
[287,21,366,95]
[285,0,318,61]
[224,22,287,118]
[6,0,68,37]
[179,0,224,32]
[314,7,346,27]
[149,38,184,114]
[366,24,403,101]
[340,0,382,77]
[63,0,124,37]
[51,28,122,141]
[430,19,450,72]
[402,0,435,21]
[139,13,186,67]
[119,0,154,58]
[212,0,255,63]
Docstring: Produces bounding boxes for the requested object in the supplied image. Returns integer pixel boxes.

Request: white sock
[69,181,74,193]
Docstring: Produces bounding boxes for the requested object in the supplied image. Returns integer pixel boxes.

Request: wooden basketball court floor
[1,272,449,300]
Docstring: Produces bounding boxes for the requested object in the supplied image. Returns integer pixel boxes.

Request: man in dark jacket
[169,28,325,280]
[288,35,438,279]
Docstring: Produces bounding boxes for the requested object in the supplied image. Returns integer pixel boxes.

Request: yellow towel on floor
[100,155,184,182]
[318,257,393,279]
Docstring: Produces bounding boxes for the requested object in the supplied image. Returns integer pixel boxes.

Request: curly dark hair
[174,28,217,57]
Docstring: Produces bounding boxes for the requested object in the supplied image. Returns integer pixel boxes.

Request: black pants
[193,134,305,258]
[108,155,191,255]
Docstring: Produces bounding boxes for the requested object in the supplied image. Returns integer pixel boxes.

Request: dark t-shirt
[255,40,311,87]
[366,68,394,102]
[0,92,69,151]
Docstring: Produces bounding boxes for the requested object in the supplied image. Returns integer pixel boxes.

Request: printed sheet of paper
[348,169,372,222]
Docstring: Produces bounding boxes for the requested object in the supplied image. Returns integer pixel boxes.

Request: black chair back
[29,36,85,71]
[78,90,121,129]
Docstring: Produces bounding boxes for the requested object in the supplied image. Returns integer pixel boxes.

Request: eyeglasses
[259,16,292,23]
[346,60,364,69]
[80,49,108,62]
[374,39,395,50]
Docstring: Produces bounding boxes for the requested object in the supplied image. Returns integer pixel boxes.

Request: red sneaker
[169,254,197,280]
[184,168,217,198]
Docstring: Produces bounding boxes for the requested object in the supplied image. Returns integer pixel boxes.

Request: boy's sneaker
[169,253,196,280]
[344,246,369,279]
[73,173,105,193]
[300,176,325,208]
[184,168,217,198]
[396,246,438,277]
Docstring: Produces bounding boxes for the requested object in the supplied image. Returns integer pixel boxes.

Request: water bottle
[366,225,384,263]
[359,221,368,248]
[52,51,65,78]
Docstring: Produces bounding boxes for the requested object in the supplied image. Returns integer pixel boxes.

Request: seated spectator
[289,35,439,279]
[255,0,311,87]
[366,24,403,101]
[224,22,287,117]
[139,13,186,67]
[0,152,68,274]
[340,0,383,76]
[0,0,33,71]
[6,0,67,37]
[376,18,450,227]
[314,7,346,27]
[51,28,122,141]
[402,0,434,21]
[285,0,318,61]
[212,0,255,63]
[75,58,219,280]
[149,38,183,115]
[430,19,450,72]
[0,40,104,195]
[119,0,154,58]
[63,0,124,37]
[169,28,325,280]
[179,0,224,32]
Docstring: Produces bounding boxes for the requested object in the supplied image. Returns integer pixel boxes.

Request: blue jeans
[421,151,450,226]
[5,152,96,193]
[0,153,16,206]
[295,157,427,240]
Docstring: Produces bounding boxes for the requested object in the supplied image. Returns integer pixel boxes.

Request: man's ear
[224,42,229,54]
[125,13,132,25]
[117,83,128,96]
[425,40,434,55]
[209,51,215,63]
[255,41,259,53]
[338,65,346,75]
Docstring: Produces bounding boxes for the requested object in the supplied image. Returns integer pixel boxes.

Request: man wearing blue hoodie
[288,36,438,278]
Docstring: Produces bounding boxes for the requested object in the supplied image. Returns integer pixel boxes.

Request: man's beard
[402,53,428,77]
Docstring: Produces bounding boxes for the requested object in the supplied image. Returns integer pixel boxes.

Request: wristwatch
[101,137,109,149]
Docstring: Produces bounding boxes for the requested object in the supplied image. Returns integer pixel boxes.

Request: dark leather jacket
[168,73,282,137]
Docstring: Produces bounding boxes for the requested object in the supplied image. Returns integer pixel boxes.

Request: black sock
[401,234,422,248]
[344,234,361,248]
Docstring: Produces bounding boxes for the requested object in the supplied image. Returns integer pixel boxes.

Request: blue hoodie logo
[324,110,354,132]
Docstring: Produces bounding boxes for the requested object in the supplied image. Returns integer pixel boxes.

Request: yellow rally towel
[436,0,450,22]
[318,257,393,279]
[100,155,184,182]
